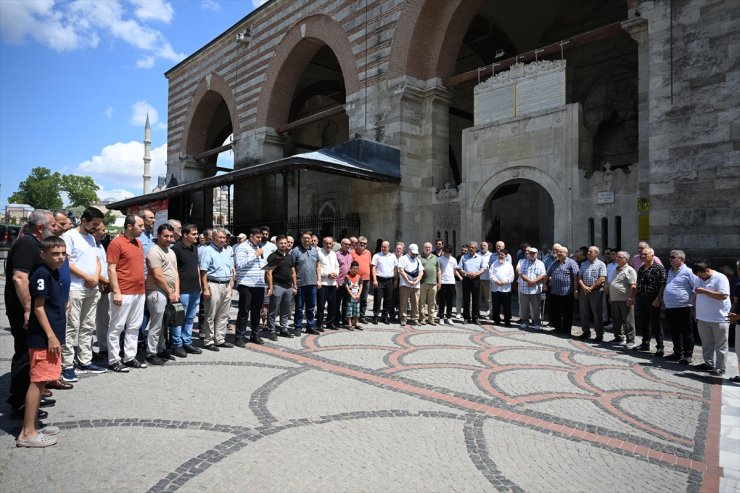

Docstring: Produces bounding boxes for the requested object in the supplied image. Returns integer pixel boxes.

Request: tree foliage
[61,175,99,207]
[8,167,63,210]
[9,167,99,210]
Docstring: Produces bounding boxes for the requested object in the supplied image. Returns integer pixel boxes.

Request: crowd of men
[5,208,739,443]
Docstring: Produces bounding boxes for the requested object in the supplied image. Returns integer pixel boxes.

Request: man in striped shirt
[234,228,268,345]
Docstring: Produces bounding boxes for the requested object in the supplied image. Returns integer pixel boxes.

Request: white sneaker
[625,342,636,349]
[438,318,445,325]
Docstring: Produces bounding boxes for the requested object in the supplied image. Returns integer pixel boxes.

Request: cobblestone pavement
[0,279,737,492]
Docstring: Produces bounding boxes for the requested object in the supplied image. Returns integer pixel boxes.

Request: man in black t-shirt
[265,235,297,338]
[4,209,57,416]
[170,223,203,357]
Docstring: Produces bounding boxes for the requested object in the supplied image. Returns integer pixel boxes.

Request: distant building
[5,204,33,223]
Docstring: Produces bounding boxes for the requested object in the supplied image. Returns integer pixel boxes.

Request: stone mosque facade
[148,0,738,261]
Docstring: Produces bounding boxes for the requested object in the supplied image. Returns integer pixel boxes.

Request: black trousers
[317,284,337,327]
[8,310,29,410]
[461,278,480,321]
[373,277,394,317]
[549,293,574,334]
[359,279,370,318]
[637,292,664,348]
[491,291,512,323]
[236,285,265,339]
[335,286,348,324]
[438,284,456,318]
[665,306,693,357]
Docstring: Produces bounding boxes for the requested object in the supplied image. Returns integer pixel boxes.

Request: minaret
[143,113,152,194]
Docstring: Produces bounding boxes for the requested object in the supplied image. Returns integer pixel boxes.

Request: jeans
[171,291,200,347]
[268,285,293,333]
[236,285,265,340]
[317,284,337,327]
[295,285,317,331]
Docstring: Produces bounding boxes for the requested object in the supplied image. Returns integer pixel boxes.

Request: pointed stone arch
[181,72,237,159]
[254,14,361,130]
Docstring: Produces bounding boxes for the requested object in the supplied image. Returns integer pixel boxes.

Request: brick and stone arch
[387,0,484,81]
[254,14,362,131]
[181,72,236,163]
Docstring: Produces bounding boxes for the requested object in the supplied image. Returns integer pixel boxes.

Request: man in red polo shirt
[106,214,147,373]
[351,235,372,324]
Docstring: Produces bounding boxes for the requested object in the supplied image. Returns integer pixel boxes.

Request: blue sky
[0,0,267,206]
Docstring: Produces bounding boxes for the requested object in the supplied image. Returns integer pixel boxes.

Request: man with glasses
[371,240,397,324]
[544,245,579,336]
[662,250,696,364]
[351,236,372,323]
[608,251,637,347]
[634,248,666,356]
[433,239,444,257]
[516,246,546,330]
[577,246,608,341]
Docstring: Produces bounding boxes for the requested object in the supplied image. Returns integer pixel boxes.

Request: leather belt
[208,278,231,284]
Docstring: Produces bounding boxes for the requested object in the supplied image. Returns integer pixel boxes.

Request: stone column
[621,17,650,242]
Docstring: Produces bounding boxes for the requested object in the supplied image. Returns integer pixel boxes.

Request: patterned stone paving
[0,281,736,492]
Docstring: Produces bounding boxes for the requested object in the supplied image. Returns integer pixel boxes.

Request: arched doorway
[485,179,554,250]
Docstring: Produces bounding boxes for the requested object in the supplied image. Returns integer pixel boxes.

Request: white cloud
[200,0,220,12]
[155,122,167,131]
[130,100,159,126]
[136,55,155,68]
[97,186,135,203]
[252,0,270,7]
[0,0,185,65]
[104,107,113,119]
[130,0,173,23]
[76,140,168,193]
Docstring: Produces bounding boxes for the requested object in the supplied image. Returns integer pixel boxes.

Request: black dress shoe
[215,342,234,348]
[235,338,247,348]
[124,358,147,369]
[203,344,220,352]
[107,361,130,373]
[267,333,278,341]
[184,344,202,354]
[382,316,389,324]
[146,355,167,366]
[372,317,379,324]
[359,317,367,324]
[250,335,264,345]
[171,346,187,358]
[594,335,604,342]
[10,407,49,420]
[664,353,681,361]
[305,328,319,335]
[316,326,325,332]
[279,331,294,338]
[578,332,591,340]
[39,397,56,408]
[157,350,176,361]
[654,348,665,358]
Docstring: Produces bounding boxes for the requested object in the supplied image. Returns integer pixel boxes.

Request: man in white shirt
[371,240,397,324]
[692,261,731,375]
[397,244,423,325]
[517,246,546,330]
[478,242,493,319]
[489,249,515,326]
[61,207,107,382]
[317,236,340,330]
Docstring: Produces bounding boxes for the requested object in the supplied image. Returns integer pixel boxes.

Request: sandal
[17,433,58,448]
[39,426,60,435]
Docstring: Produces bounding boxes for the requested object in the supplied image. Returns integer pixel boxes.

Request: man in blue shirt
[199,228,235,351]
[456,241,486,324]
[662,250,696,364]
[577,246,607,341]
[544,245,580,335]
